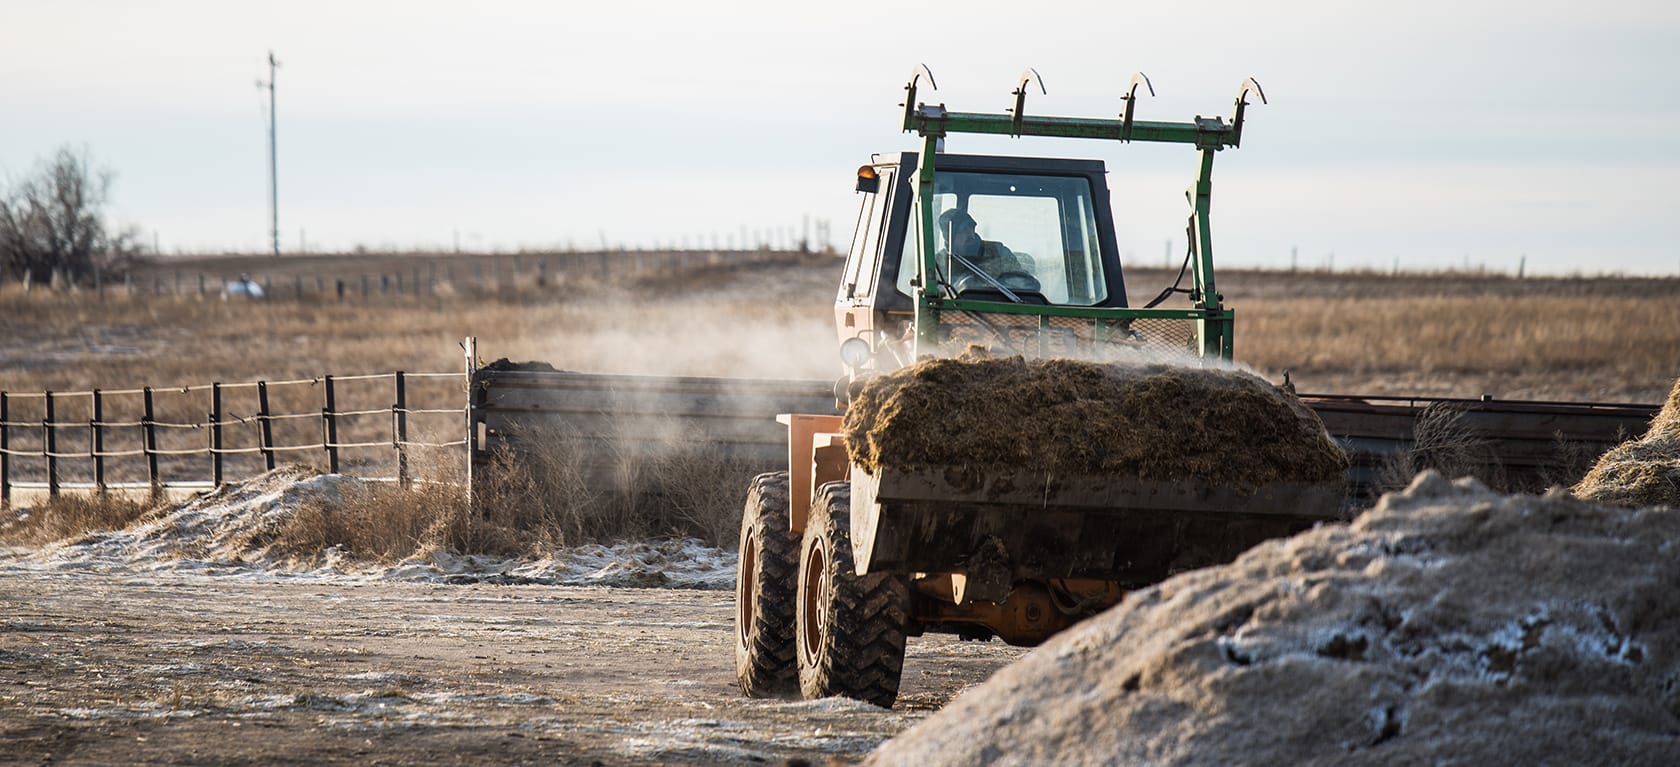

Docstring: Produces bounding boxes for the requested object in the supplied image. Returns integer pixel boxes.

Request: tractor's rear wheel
[796,481,910,708]
[734,471,800,697]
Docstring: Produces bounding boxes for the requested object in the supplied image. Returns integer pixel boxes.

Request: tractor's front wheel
[796,481,910,708]
[735,471,799,697]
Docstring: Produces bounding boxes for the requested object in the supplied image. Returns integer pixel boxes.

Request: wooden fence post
[210,382,224,487]
[394,371,410,489]
[45,391,58,497]
[92,389,106,493]
[257,381,276,471]
[322,375,340,474]
[1,392,10,509]
[143,387,159,495]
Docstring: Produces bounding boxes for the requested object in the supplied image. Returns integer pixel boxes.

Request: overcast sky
[3,0,1676,275]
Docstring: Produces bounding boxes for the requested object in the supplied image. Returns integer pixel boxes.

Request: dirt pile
[843,354,1346,490]
[865,472,1680,766]
[1574,378,1680,508]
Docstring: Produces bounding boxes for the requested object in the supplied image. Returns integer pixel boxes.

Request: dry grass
[0,492,162,546]
[5,253,1679,553]
[259,433,759,561]
[1233,294,1680,402]
[5,256,1674,405]
[1373,403,1502,494]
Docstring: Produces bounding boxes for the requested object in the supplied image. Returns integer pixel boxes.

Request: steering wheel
[953,270,1041,297]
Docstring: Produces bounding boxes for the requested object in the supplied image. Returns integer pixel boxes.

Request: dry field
[5,252,1679,766]
[3,253,1675,404]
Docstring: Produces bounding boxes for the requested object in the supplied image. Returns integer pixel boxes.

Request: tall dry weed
[1376,403,1502,493]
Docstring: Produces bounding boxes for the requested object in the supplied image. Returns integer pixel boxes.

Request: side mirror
[855,165,881,194]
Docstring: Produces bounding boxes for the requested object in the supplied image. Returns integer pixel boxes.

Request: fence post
[464,337,478,505]
[92,389,106,493]
[394,371,410,489]
[322,375,340,474]
[143,387,159,496]
[1,392,9,509]
[45,391,58,497]
[210,382,224,487]
[257,381,276,471]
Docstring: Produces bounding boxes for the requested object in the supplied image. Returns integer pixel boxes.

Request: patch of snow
[0,468,738,590]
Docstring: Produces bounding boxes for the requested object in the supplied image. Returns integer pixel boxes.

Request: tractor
[731,67,1344,708]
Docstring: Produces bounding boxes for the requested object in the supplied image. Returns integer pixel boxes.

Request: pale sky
[3,0,1676,275]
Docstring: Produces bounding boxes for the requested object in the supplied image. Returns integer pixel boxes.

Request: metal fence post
[464,337,478,504]
[257,381,276,471]
[45,391,58,497]
[210,382,224,487]
[143,387,159,496]
[323,375,340,474]
[394,371,410,489]
[92,389,106,493]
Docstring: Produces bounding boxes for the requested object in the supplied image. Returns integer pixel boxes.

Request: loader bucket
[850,465,1344,583]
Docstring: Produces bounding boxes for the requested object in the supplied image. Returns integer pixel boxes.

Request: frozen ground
[0,471,1023,765]
[0,468,737,590]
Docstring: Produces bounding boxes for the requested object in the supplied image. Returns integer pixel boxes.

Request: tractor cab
[830,68,1263,388]
[836,153,1130,364]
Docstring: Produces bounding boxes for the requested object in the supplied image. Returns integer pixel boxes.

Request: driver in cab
[938,208,1037,294]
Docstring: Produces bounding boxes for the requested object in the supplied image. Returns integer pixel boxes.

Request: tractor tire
[796,481,910,709]
[734,471,800,698]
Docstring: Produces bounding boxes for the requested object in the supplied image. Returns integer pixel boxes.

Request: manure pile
[1574,377,1680,508]
[843,354,1346,489]
[865,472,1680,766]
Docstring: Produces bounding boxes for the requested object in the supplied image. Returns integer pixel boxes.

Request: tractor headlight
[839,337,873,369]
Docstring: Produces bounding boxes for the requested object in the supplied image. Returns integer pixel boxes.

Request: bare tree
[0,147,139,286]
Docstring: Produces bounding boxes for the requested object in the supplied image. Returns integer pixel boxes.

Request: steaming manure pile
[843,353,1347,490]
[1574,377,1680,508]
[864,472,1680,766]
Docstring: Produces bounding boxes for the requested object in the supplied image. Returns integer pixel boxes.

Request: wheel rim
[800,539,828,668]
[737,534,757,647]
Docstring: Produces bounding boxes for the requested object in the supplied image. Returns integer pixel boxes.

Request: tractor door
[835,165,898,354]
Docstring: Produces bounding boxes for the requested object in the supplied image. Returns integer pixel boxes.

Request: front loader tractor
[734,68,1343,709]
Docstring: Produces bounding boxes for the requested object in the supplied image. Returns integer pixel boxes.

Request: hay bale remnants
[1574,377,1680,507]
[865,473,1680,766]
[843,353,1346,491]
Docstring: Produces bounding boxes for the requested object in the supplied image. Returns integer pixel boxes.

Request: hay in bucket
[843,351,1346,492]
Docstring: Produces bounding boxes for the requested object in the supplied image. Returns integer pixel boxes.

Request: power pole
[259,51,281,258]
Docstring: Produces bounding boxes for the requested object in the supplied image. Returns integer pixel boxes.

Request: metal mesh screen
[935,311,1203,361]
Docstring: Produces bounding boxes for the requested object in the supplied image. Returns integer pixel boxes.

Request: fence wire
[1,371,468,505]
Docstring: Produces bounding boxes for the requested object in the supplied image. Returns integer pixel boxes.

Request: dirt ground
[0,571,1023,766]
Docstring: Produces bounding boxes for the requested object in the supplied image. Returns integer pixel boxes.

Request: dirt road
[0,572,1023,766]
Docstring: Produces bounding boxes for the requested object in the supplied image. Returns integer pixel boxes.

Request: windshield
[897,171,1107,305]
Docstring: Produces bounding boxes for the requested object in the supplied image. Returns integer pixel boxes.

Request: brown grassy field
[4,250,1677,550]
[4,252,1676,404]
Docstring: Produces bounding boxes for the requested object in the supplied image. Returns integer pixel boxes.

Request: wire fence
[0,371,469,507]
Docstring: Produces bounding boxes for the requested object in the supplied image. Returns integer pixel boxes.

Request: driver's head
[938,209,981,257]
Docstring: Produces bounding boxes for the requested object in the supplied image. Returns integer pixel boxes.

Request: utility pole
[258,51,281,258]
